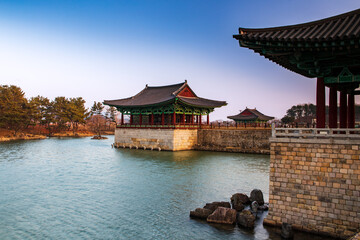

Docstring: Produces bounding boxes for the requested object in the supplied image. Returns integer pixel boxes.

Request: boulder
[258,203,269,211]
[237,210,256,228]
[203,201,231,212]
[206,207,237,224]
[250,189,264,205]
[281,223,294,239]
[250,201,259,213]
[189,208,213,219]
[231,193,250,211]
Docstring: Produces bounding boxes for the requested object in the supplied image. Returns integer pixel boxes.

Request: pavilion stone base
[264,137,360,239]
[114,128,198,151]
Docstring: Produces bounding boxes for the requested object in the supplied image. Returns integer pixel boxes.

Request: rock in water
[250,201,259,213]
[258,203,269,211]
[206,207,237,224]
[250,189,264,205]
[231,193,250,211]
[189,208,213,219]
[203,201,231,212]
[281,223,294,239]
[237,210,256,228]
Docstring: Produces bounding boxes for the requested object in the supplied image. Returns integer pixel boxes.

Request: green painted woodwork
[116,102,213,116]
[233,119,268,123]
[239,38,360,81]
[324,67,360,84]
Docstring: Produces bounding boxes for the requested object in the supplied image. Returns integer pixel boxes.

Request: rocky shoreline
[0,134,47,142]
[0,130,114,143]
[190,189,269,229]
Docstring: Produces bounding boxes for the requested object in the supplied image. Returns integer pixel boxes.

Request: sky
[0,0,359,120]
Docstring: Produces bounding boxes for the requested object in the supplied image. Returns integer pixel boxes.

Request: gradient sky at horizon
[1,0,360,120]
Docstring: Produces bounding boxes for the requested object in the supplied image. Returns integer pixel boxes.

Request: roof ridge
[237,8,360,33]
[147,81,186,89]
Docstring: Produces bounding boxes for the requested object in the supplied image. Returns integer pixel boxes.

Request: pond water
[0,136,328,239]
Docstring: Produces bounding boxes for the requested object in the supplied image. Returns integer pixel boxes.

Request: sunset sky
[1,0,359,120]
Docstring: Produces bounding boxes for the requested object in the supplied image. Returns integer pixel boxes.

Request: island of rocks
[190,189,268,229]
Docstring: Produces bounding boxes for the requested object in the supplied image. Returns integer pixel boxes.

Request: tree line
[0,85,117,135]
[281,103,316,125]
[281,103,360,126]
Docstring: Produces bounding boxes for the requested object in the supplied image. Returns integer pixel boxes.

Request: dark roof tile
[104,81,227,109]
[228,108,274,121]
[234,9,360,42]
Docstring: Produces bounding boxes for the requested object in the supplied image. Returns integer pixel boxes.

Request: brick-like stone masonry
[196,129,271,154]
[114,128,198,151]
[115,128,271,153]
[264,139,360,239]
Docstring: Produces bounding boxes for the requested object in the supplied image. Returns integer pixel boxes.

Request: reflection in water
[0,137,329,240]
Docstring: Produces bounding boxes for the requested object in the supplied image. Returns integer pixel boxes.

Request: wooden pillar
[191,114,194,125]
[340,91,347,128]
[207,114,209,125]
[151,113,154,125]
[161,113,164,126]
[139,113,142,125]
[130,114,133,125]
[199,115,202,125]
[329,87,338,128]
[121,113,124,125]
[183,113,185,125]
[316,77,326,128]
[348,93,355,128]
[173,112,176,125]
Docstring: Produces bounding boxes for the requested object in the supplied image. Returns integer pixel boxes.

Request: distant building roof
[104,81,227,109]
[228,108,274,122]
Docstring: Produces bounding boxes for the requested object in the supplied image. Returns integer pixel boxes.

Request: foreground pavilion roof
[228,108,274,122]
[104,81,227,112]
[233,8,360,88]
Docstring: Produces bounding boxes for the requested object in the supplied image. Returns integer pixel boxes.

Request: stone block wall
[264,138,360,239]
[196,129,271,154]
[114,128,197,151]
[173,129,198,151]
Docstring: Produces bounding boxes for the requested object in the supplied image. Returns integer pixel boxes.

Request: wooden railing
[272,126,360,139]
[117,124,272,130]
[117,124,202,129]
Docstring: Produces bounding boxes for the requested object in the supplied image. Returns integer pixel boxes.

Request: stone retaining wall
[264,138,360,239]
[114,128,197,151]
[196,129,271,154]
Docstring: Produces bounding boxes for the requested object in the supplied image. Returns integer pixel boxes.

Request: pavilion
[233,9,360,238]
[227,108,274,127]
[103,81,226,151]
[233,8,360,128]
[104,80,226,128]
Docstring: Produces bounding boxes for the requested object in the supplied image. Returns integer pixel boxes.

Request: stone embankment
[195,129,271,154]
[114,128,271,153]
[190,189,268,229]
[265,139,360,239]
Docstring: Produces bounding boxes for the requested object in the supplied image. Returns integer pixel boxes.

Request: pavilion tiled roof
[234,8,360,43]
[233,9,360,78]
[228,108,274,122]
[104,81,227,108]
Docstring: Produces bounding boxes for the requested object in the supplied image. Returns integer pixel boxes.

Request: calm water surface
[0,136,327,240]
